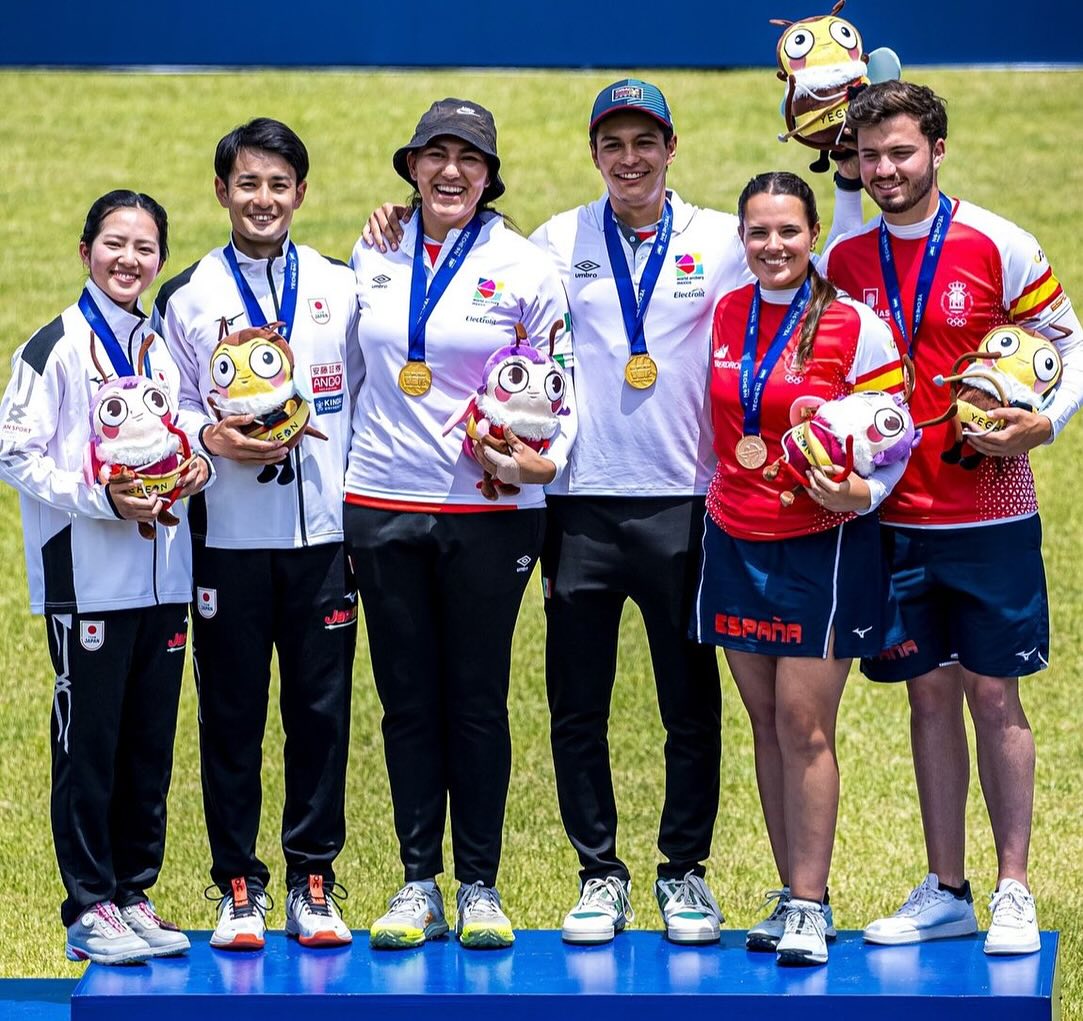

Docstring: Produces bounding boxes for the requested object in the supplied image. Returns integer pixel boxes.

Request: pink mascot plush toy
[443,319,570,498]
[86,332,192,539]
[764,389,919,506]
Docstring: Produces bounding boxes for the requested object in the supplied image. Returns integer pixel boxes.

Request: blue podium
[71,930,1060,1020]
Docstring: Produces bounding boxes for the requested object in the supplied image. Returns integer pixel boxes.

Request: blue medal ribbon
[223,240,299,341]
[78,288,150,377]
[603,199,673,357]
[878,193,953,358]
[740,278,812,436]
[407,214,484,363]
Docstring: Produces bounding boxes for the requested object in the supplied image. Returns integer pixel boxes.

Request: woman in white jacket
[346,99,575,950]
[0,190,209,965]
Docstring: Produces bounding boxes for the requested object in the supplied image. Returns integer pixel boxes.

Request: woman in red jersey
[691,171,910,967]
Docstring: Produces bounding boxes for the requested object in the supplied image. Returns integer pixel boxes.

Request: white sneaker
[65,901,152,965]
[776,898,828,966]
[655,872,722,944]
[863,873,977,945]
[456,882,514,949]
[209,877,269,951]
[561,876,634,944]
[747,887,838,950]
[370,880,449,949]
[285,875,352,948]
[119,900,191,957]
[984,879,1040,955]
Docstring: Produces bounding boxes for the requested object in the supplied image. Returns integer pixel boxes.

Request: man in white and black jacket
[154,118,362,951]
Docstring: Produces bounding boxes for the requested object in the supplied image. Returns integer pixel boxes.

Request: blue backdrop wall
[2,0,1079,67]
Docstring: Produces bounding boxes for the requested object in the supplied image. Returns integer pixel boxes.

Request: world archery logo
[473,278,504,305]
[673,253,704,282]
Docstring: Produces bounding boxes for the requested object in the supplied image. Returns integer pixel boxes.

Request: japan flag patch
[196,587,218,619]
[308,298,331,324]
[80,621,105,651]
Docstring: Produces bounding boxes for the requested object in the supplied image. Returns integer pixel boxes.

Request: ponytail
[793,268,837,372]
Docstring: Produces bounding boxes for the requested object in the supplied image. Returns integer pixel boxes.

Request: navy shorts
[691,512,898,660]
[861,515,1049,682]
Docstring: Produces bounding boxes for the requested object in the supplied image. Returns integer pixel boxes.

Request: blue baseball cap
[589,79,674,136]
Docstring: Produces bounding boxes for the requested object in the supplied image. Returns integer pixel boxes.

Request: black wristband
[103,483,124,520]
[834,171,864,193]
[198,423,216,457]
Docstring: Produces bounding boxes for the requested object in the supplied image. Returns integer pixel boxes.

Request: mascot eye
[783,28,816,60]
[1033,349,1061,383]
[989,331,1020,358]
[828,20,858,49]
[873,408,904,438]
[497,361,529,393]
[98,396,128,428]
[212,355,236,388]
[143,387,169,415]
[250,343,284,380]
[544,371,565,402]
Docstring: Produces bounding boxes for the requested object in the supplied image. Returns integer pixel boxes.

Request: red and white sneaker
[209,877,269,950]
[285,875,352,948]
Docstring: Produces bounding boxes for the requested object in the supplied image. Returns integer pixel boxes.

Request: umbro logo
[516,555,533,573]
[574,259,600,278]
[372,274,391,288]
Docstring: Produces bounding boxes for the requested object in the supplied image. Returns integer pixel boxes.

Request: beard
[868,159,936,217]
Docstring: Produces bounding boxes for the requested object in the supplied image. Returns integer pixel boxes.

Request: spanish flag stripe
[854,362,906,394]
[1016,267,1053,299]
[1011,275,1063,319]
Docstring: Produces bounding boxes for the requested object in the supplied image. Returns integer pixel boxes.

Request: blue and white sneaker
[747,887,836,951]
[370,880,448,949]
[66,901,152,965]
[864,874,977,945]
[655,872,722,944]
[562,876,634,944]
[776,898,829,966]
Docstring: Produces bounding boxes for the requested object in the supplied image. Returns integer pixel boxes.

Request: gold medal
[624,353,658,390]
[398,361,432,396]
[735,435,768,470]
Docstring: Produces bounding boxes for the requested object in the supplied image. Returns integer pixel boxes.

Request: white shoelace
[660,872,721,919]
[896,876,945,917]
[459,882,504,918]
[578,876,635,921]
[387,883,432,916]
[784,902,826,937]
[989,885,1033,927]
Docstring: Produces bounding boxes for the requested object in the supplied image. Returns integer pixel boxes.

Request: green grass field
[0,66,1081,1012]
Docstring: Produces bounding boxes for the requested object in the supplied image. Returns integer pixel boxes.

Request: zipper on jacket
[266,260,281,319]
[295,448,308,546]
[267,254,308,546]
[152,526,161,605]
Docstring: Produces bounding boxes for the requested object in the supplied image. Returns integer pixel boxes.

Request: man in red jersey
[820,80,1083,956]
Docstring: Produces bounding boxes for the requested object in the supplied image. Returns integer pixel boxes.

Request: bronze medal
[624,353,658,390]
[735,434,768,470]
[398,361,432,396]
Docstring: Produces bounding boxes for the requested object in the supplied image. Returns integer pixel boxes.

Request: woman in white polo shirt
[345,98,575,951]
